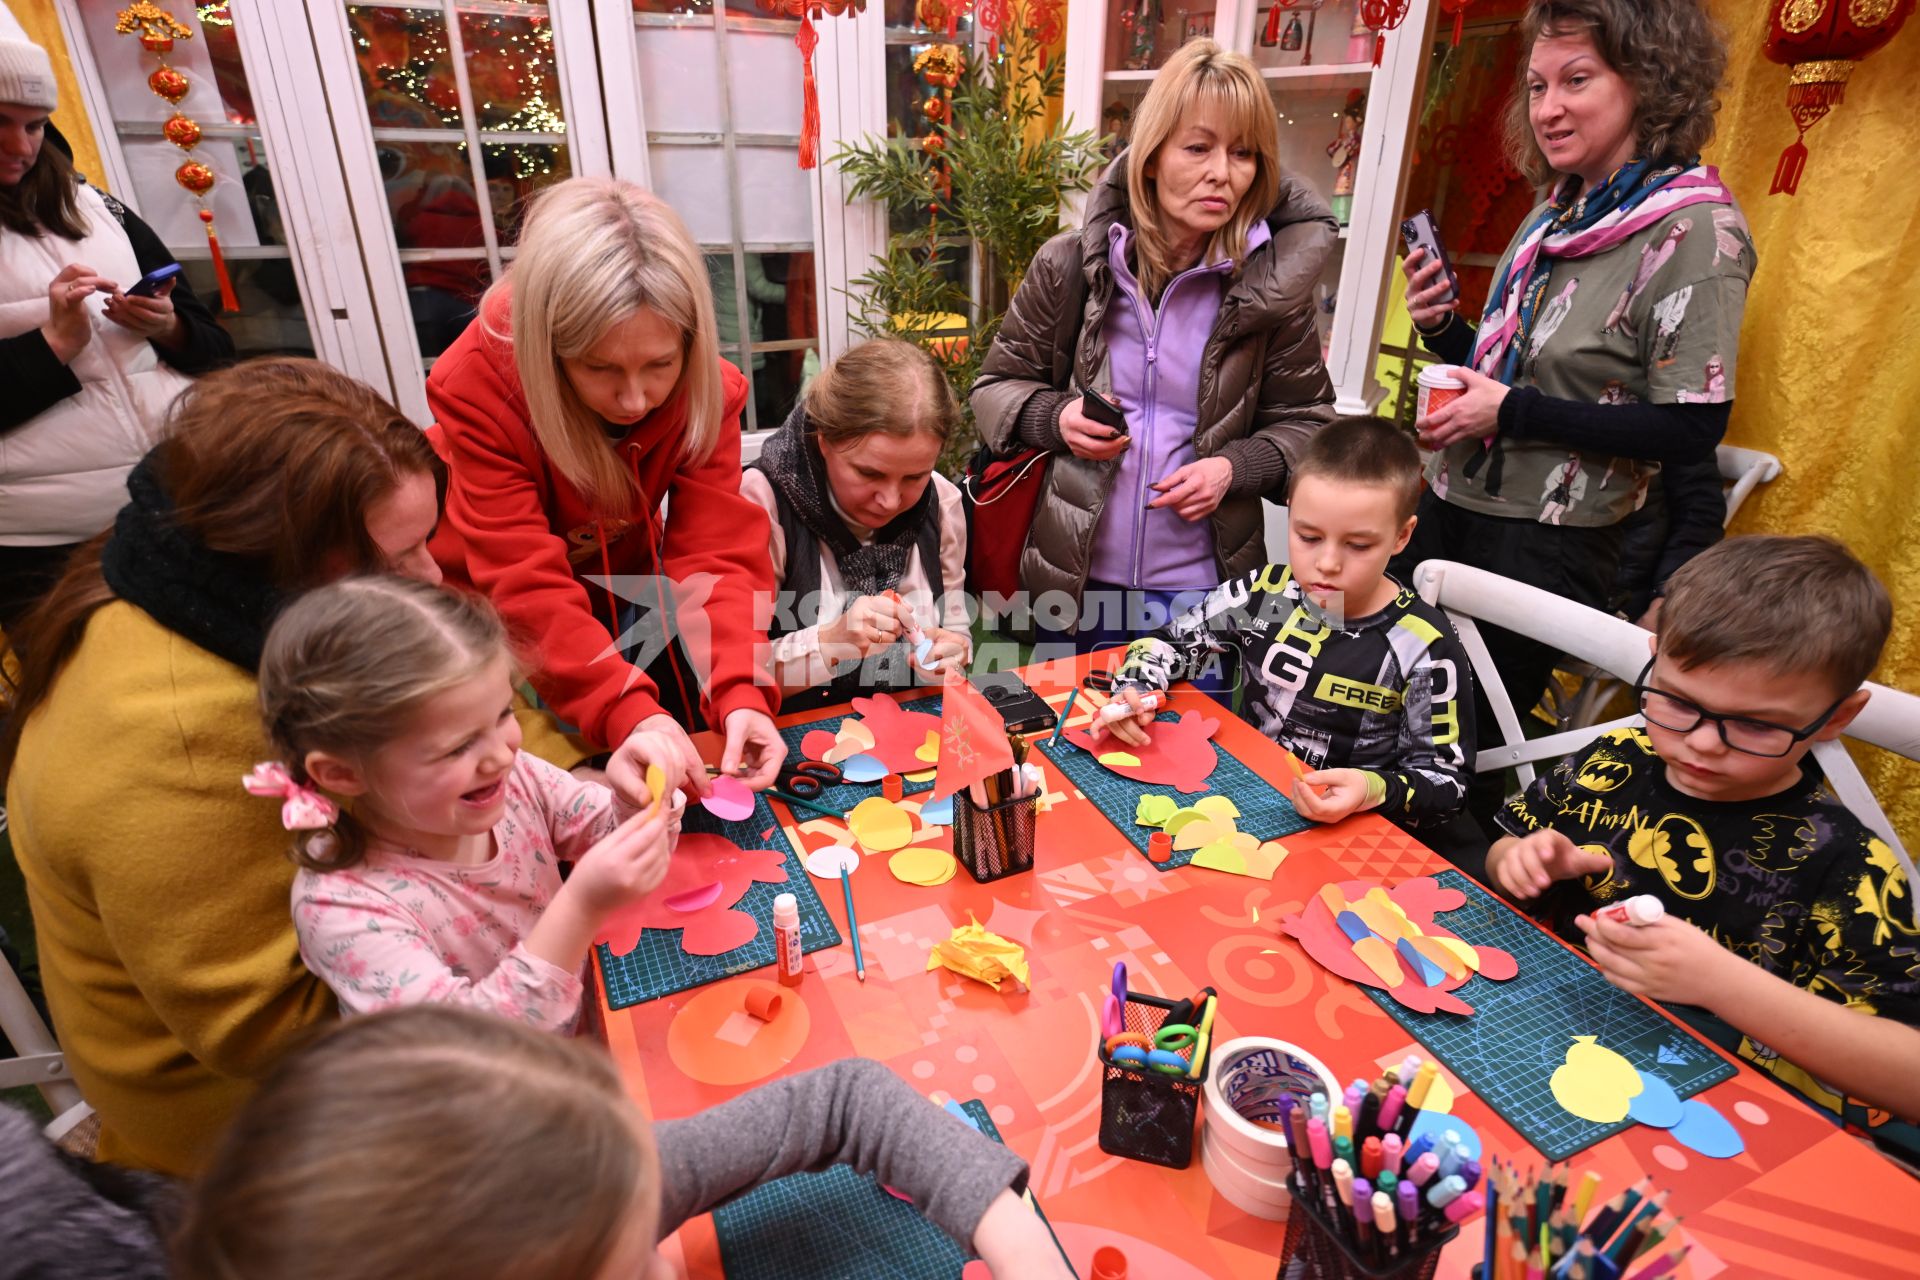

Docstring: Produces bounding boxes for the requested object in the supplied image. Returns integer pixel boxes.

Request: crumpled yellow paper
[926,914,1030,992]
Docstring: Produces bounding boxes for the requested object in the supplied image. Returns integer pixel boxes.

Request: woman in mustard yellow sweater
[1,359,579,1175]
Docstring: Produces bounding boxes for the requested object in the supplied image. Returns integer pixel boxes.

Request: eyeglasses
[1632,659,1847,759]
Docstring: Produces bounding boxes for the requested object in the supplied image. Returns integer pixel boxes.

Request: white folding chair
[0,944,88,1132]
[1414,558,1920,925]
[1552,444,1784,730]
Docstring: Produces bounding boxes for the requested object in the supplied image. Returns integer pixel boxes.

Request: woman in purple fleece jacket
[973,40,1337,669]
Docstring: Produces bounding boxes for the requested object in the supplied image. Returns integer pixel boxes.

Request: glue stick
[1097,692,1161,723]
[773,893,804,987]
[1595,894,1665,927]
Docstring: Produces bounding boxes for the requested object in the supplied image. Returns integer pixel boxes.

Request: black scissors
[1085,669,1120,695]
[775,759,843,798]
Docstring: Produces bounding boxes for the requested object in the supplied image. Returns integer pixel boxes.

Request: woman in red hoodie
[427,178,782,793]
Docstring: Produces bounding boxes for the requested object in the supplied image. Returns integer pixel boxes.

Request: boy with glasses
[1489,535,1919,1152]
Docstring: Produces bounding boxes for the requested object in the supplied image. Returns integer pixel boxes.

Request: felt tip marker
[1407,1152,1440,1187]
[1382,1132,1405,1175]
[1425,1174,1467,1210]
[1332,1103,1353,1141]
[1396,1180,1419,1242]
[1378,1083,1407,1134]
[1407,1060,1439,1109]
[1404,1132,1437,1166]
[1361,1136,1383,1180]
[1443,1188,1485,1224]
[1435,1130,1469,1180]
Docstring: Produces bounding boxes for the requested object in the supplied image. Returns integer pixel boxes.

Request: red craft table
[598,653,1920,1280]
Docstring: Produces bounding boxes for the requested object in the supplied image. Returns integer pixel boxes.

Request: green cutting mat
[713,1099,1073,1280]
[1036,712,1313,870]
[1362,870,1737,1161]
[778,696,941,810]
[594,795,840,1010]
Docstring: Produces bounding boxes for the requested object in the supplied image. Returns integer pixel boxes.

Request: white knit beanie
[0,1,58,112]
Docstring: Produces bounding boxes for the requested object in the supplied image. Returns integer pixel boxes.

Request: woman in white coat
[0,13,232,631]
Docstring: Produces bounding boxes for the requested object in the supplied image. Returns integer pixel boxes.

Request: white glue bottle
[773,893,804,987]
[1595,894,1665,926]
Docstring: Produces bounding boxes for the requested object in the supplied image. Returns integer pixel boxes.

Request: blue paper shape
[1408,1107,1480,1162]
[1395,937,1445,987]
[918,793,954,826]
[1336,910,1375,944]
[1626,1072,1683,1129]
[1668,1098,1743,1158]
[838,753,887,783]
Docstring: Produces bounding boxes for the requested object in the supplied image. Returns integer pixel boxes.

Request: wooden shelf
[1102,68,1161,82]
[1260,61,1374,84]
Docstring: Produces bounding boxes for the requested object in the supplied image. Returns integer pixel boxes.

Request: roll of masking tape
[1202,1037,1339,1178]
[744,987,784,1021]
[1200,1127,1294,1222]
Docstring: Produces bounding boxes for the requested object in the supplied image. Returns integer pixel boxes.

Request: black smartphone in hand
[1073,374,1129,435]
[1399,209,1459,305]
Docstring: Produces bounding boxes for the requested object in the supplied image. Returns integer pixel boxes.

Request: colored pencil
[1048,688,1078,745]
[1623,1245,1689,1280]
[839,866,865,982]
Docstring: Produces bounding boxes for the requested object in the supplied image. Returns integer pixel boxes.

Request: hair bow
[242,762,339,831]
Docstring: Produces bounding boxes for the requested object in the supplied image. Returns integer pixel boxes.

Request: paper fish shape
[1276,876,1518,1015]
[926,915,1030,991]
[595,832,789,957]
[1064,709,1221,794]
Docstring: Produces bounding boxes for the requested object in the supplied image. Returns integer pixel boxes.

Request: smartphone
[1073,374,1129,435]
[971,671,1059,736]
[1398,210,1459,305]
[126,262,185,299]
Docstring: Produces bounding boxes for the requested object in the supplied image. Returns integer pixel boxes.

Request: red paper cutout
[595,832,789,957]
[1066,709,1221,794]
[1275,876,1517,1014]
[800,728,839,762]
[847,692,944,773]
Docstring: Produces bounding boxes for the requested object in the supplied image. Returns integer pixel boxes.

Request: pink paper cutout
[595,831,789,957]
[1065,709,1221,794]
[701,774,755,822]
[664,881,724,912]
[1275,876,1518,1015]
[848,692,945,774]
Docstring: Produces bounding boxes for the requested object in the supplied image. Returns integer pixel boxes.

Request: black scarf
[754,402,934,597]
[98,453,286,672]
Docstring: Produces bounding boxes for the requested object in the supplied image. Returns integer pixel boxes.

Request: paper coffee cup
[1416,366,1466,425]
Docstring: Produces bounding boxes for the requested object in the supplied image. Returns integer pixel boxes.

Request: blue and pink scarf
[1464,158,1733,493]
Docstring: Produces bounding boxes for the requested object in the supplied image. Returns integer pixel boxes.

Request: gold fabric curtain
[1705,0,1919,844]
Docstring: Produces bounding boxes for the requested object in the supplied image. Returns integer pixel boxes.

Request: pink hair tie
[242,762,339,831]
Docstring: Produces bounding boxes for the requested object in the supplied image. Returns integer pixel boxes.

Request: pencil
[1049,688,1078,745]
[839,866,865,981]
[1623,1245,1689,1280]
[768,788,845,820]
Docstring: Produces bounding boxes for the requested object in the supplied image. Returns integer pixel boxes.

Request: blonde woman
[972,39,1335,666]
[428,177,782,797]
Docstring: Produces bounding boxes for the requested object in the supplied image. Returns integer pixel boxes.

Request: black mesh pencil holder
[1276,1169,1457,1280]
[1097,992,1209,1169]
[952,789,1037,883]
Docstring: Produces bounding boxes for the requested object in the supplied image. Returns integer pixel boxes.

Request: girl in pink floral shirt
[250,576,691,1033]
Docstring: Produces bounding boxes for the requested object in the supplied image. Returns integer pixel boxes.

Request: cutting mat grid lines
[778,697,943,810]
[1362,871,1735,1161]
[714,1101,1066,1280]
[595,796,840,1010]
[1037,712,1313,870]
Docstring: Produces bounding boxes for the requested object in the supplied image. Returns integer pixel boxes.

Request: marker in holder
[1098,991,1211,1169]
[1276,1164,1458,1280]
[952,788,1037,883]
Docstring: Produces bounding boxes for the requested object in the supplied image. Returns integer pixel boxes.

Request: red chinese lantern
[1765,0,1914,195]
[1438,0,1475,46]
[118,3,240,310]
[755,0,865,169]
[1359,0,1411,66]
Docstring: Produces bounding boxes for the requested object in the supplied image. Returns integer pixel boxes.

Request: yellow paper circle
[849,796,913,852]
